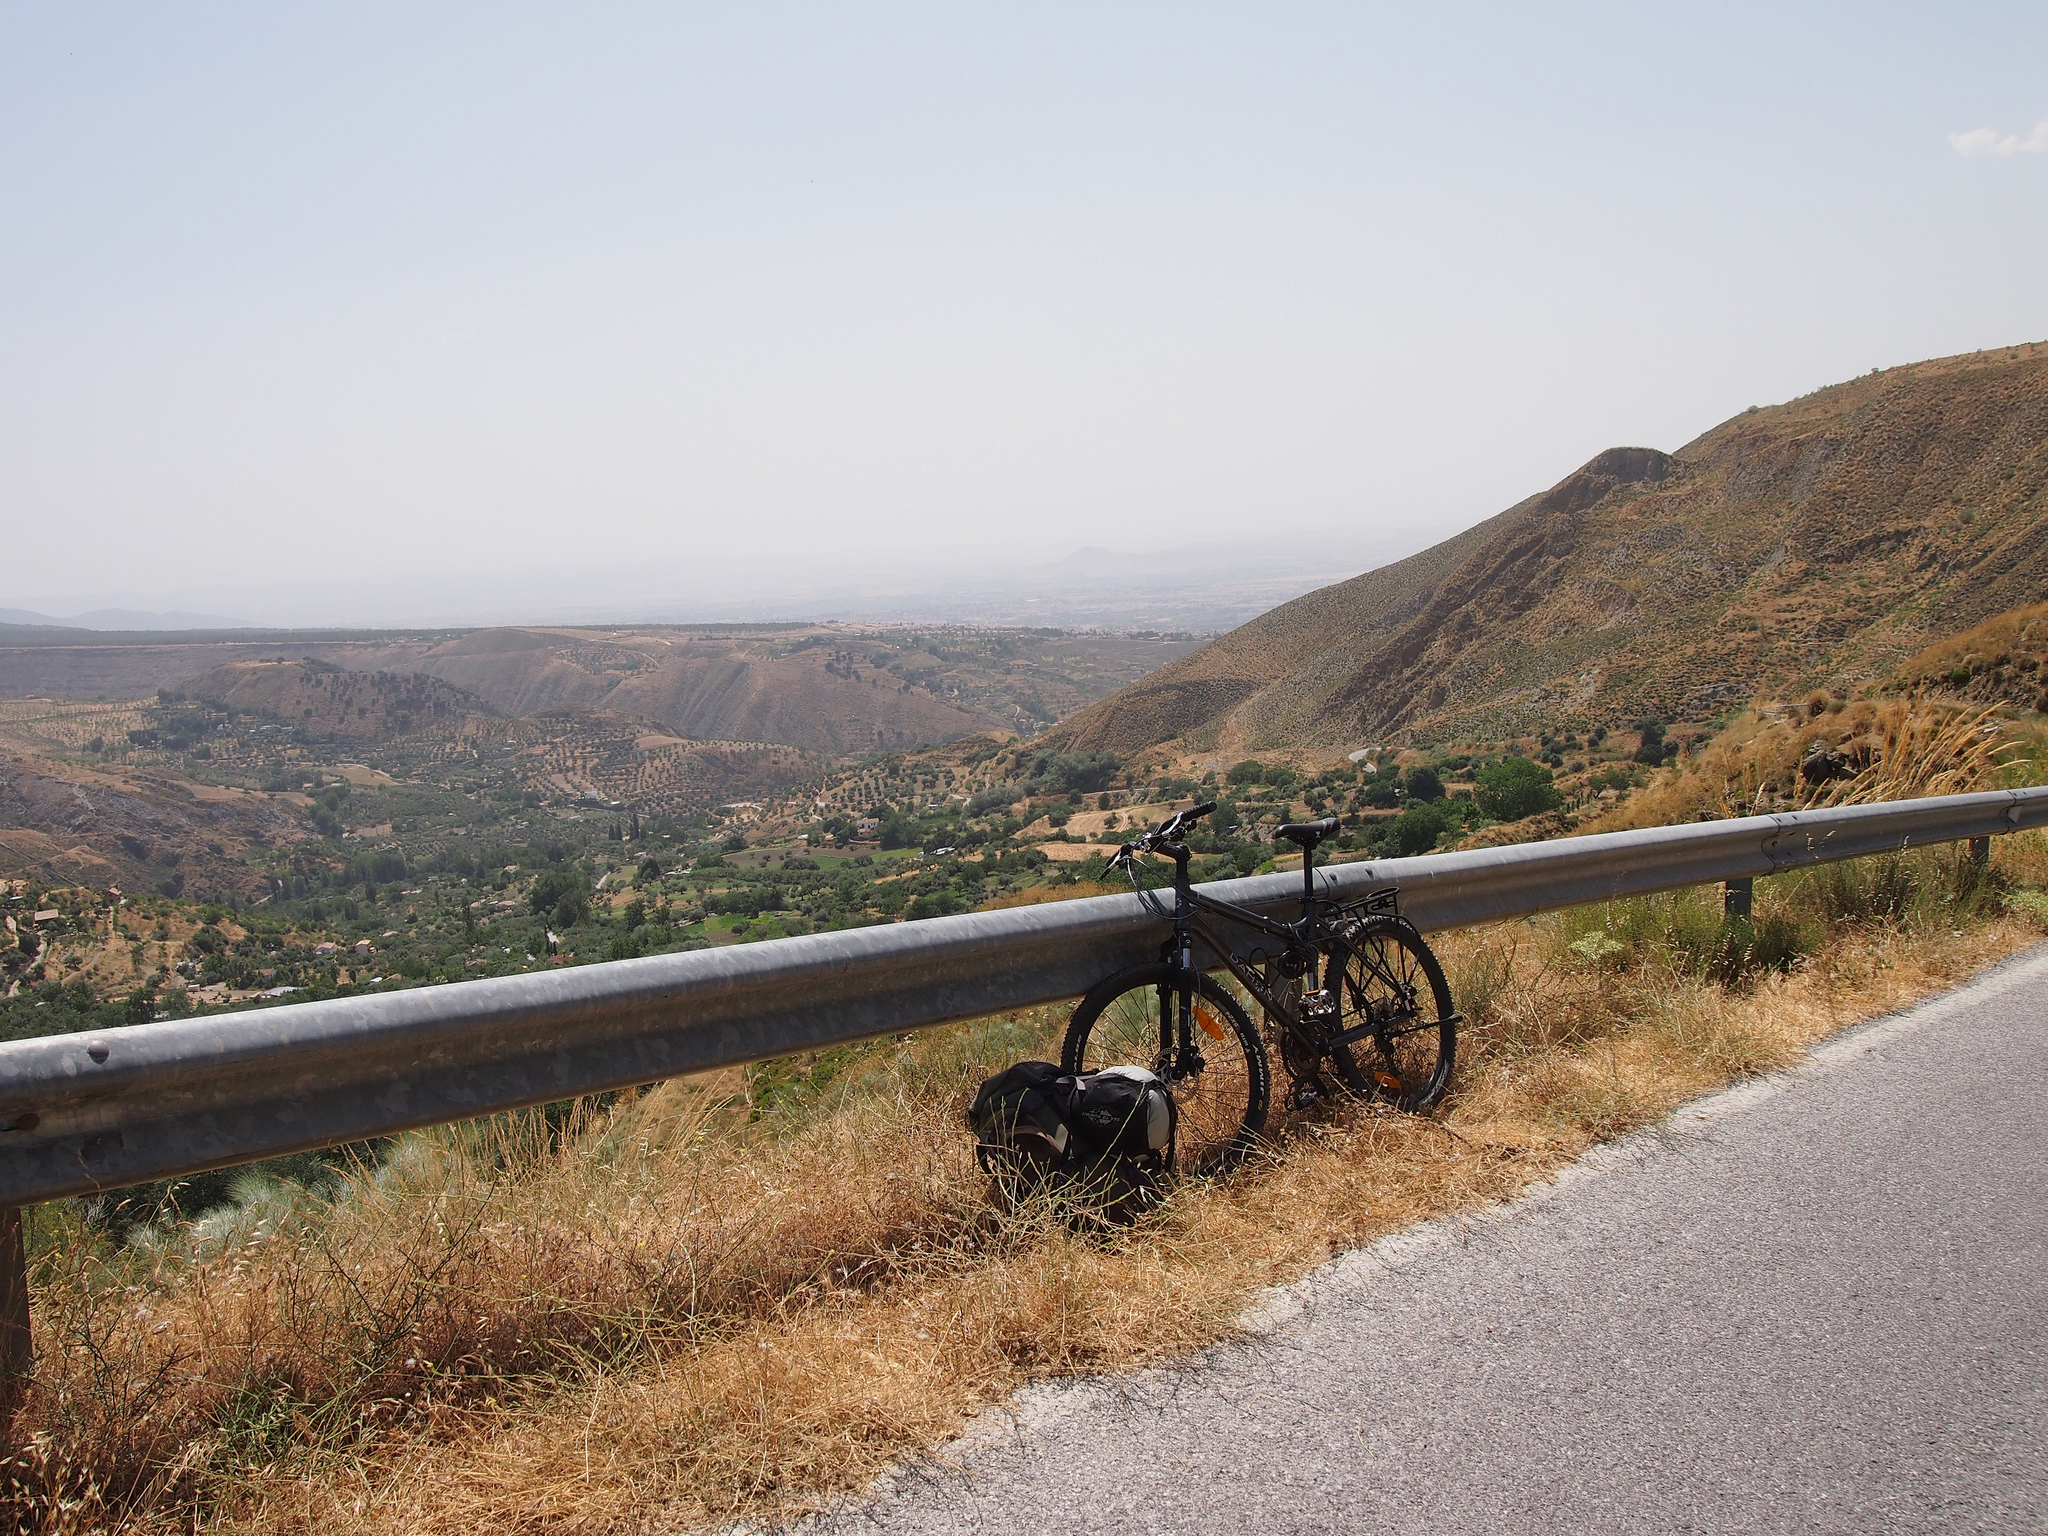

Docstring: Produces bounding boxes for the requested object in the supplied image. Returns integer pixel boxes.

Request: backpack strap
[1017,1084,1070,1154]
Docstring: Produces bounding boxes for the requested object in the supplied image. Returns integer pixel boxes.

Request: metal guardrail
[1,786,2041,1209]
[0,784,2041,1418]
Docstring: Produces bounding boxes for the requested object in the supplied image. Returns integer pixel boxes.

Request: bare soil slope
[177,659,494,740]
[0,755,304,899]
[401,629,1001,755]
[1049,343,2048,756]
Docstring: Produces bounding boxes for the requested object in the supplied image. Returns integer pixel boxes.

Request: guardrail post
[0,1206,27,1436]
[1723,877,1754,919]
[1969,836,1991,872]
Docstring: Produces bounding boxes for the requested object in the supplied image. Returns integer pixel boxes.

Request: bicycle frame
[1130,838,1399,1069]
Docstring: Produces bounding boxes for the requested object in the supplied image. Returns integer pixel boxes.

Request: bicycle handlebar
[1118,800,1216,860]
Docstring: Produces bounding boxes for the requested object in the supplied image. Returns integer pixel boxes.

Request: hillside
[1049,342,2048,760]
[0,752,305,900]
[174,659,494,740]
[398,628,1001,755]
[0,626,1204,757]
[1892,601,2048,714]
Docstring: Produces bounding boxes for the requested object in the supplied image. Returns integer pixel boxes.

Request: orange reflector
[1374,1071,1404,1091]
[1195,1006,1226,1041]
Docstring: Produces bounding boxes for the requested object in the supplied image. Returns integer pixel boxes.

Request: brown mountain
[175,660,493,740]
[397,629,1006,756]
[1049,342,2048,759]
[0,627,1205,756]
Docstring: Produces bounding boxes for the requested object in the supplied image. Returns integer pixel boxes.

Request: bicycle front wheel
[1328,917,1455,1113]
[1063,963,1270,1175]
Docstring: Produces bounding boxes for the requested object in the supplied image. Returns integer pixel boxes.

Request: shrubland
[5,701,2046,1533]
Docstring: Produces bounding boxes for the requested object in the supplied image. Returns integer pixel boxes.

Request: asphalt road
[810,944,2048,1535]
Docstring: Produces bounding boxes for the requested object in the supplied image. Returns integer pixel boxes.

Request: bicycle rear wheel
[1062,963,1270,1175]
[1328,916,1455,1113]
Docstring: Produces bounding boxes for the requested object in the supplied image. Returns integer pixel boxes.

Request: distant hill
[0,626,1203,756]
[397,628,1001,755]
[174,660,493,740]
[0,606,247,630]
[1048,342,2048,760]
[501,708,820,815]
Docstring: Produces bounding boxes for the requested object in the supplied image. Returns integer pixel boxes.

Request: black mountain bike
[1062,802,1458,1173]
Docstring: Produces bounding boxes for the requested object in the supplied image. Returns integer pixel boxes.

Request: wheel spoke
[1066,966,1266,1174]
[1326,920,1455,1113]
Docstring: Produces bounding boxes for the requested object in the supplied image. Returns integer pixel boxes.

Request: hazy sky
[4,3,2045,615]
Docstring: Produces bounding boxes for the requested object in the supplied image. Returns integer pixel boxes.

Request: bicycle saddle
[1275,817,1339,850]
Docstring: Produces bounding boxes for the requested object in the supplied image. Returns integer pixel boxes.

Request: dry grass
[8,835,2048,1534]
[1592,693,2031,832]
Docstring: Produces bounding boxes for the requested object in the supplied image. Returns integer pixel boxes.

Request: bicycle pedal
[1288,1082,1323,1111]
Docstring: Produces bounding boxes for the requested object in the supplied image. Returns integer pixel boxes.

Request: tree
[1403,766,1445,802]
[1632,717,1668,765]
[1474,757,1563,821]
[1026,750,1120,795]
[528,867,590,926]
[1226,760,1265,786]
[1373,799,1457,857]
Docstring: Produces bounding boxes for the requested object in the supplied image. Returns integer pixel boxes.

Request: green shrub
[907,891,962,921]
[1403,766,1445,802]
[1474,757,1564,820]
[528,867,590,926]
[1372,800,1457,857]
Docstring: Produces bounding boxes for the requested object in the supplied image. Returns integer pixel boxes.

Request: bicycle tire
[1062,963,1270,1175]
[1326,916,1456,1113]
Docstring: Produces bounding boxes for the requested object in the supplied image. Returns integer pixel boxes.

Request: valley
[6,344,2048,1536]
[7,343,2048,1057]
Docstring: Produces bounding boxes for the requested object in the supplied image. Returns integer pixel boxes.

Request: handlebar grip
[1189,801,1216,821]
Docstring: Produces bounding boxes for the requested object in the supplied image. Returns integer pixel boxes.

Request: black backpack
[966,1061,1075,1175]
[967,1061,1178,1219]
[1069,1065,1177,1163]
